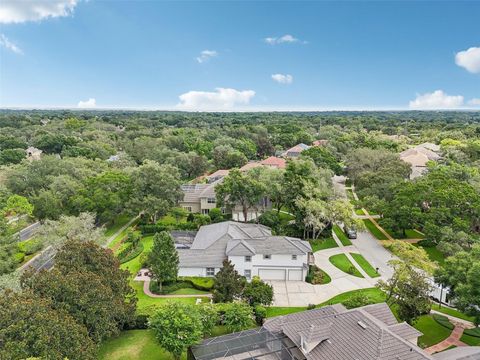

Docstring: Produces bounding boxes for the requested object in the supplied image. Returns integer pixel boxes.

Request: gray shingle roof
[388,323,423,341]
[432,347,480,360]
[264,303,432,360]
[179,221,311,268]
[362,303,399,326]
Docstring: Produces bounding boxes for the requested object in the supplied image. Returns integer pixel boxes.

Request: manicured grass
[355,209,365,215]
[431,304,475,322]
[121,235,155,275]
[350,253,380,278]
[98,329,178,360]
[132,281,207,315]
[363,219,388,240]
[329,254,363,278]
[461,332,480,346]
[413,244,446,266]
[266,288,386,318]
[333,225,352,246]
[168,288,209,295]
[309,237,338,252]
[414,314,453,349]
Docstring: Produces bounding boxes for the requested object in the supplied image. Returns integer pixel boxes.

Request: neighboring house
[312,139,329,147]
[180,181,219,215]
[282,143,311,158]
[190,303,477,360]
[206,169,230,183]
[400,143,442,179]
[239,156,287,171]
[177,221,312,281]
[25,146,42,161]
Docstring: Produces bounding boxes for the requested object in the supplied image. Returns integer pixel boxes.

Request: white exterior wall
[229,253,308,280]
[178,267,220,277]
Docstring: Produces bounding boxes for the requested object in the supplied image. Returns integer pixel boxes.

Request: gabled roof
[240,162,263,171]
[207,169,230,179]
[179,221,311,268]
[285,143,311,154]
[181,180,219,202]
[260,156,287,169]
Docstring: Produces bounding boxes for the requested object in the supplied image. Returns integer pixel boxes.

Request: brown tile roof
[260,156,287,169]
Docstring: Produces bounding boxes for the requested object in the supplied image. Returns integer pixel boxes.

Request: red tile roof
[260,156,287,169]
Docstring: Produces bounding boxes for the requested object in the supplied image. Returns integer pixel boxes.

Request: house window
[245,255,251,262]
[206,268,215,276]
[202,209,210,215]
[207,197,216,204]
[183,206,192,212]
[292,255,297,260]
[244,270,251,279]
[263,254,271,260]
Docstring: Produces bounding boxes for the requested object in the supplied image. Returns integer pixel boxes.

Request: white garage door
[258,269,286,280]
[288,269,303,281]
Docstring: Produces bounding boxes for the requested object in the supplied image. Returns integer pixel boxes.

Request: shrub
[254,305,267,325]
[179,276,215,291]
[307,304,316,310]
[13,252,25,263]
[198,303,218,336]
[124,313,149,330]
[118,242,144,264]
[209,208,223,223]
[17,238,43,255]
[149,280,193,295]
[464,327,480,338]
[241,277,273,306]
[342,293,372,309]
[432,314,454,330]
[222,302,254,332]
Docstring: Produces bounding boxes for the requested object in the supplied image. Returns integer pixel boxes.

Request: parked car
[345,227,357,239]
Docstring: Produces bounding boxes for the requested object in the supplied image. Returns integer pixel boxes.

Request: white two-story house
[177,221,313,281]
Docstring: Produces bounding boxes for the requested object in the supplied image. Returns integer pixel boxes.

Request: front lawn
[404,229,425,239]
[104,214,131,238]
[309,237,338,252]
[120,235,155,275]
[333,225,352,246]
[363,219,388,240]
[329,254,363,278]
[414,314,453,348]
[350,253,380,277]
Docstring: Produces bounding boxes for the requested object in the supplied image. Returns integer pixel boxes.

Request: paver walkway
[424,324,468,354]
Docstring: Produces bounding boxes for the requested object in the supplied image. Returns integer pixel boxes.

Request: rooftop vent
[357,321,368,329]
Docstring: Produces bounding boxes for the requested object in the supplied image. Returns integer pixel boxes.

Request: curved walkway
[424,324,468,354]
[142,280,212,298]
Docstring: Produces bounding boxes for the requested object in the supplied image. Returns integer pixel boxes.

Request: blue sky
[0,1,479,110]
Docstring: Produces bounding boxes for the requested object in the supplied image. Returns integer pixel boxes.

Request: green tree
[241,276,274,306]
[2,194,34,217]
[209,207,223,222]
[147,231,179,291]
[212,145,248,169]
[197,303,218,337]
[0,148,26,165]
[212,259,245,303]
[215,169,266,222]
[222,302,255,332]
[434,244,480,325]
[301,146,342,174]
[149,302,203,360]
[0,290,96,360]
[377,260,432,324]
[127,160,183,223]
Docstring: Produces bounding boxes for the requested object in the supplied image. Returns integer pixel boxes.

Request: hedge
[464,327,480,338]
[432,314,454,330]
[149,277,215,294]
[179,276,215,291]
[118,243,144,264]
[139,222,197,234]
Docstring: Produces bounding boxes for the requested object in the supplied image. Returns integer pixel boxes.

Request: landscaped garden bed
[329,254,363,277]
[305,265,331,285]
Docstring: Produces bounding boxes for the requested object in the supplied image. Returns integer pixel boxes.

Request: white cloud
[0,0,78,24]
[409,90,464,109]
[469,98,480,106]
[271,74,293,84]
[0,34,22,54]
[177,88,255,111]
[77,98,96,108]
[196,50,218,63]
[455,47,480,74]
[264,34,304,45]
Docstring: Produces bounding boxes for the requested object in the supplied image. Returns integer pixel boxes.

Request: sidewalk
[425,324,468,354]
